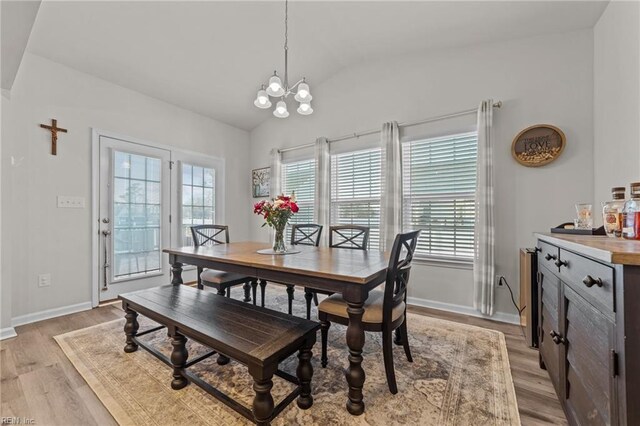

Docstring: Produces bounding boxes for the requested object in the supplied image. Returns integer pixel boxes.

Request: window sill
[412,256,473,270]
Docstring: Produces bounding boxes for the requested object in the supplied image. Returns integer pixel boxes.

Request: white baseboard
[407,297,520,325]
[11,301,93,328]
[0,327,17,340]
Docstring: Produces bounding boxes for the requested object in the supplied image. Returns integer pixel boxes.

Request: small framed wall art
[252,167,270,198]
[511,124,566,167]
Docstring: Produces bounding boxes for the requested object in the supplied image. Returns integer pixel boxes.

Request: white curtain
[314,137,331,246]
[473,100,495,316]
[380,121,402,252]
[270,148,282,198]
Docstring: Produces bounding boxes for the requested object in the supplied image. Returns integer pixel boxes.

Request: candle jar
[575,203,593,229]
[602,187,626,238]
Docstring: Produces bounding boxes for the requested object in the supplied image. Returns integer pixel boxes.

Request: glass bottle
[622,182,640,240]
[602,187,626,238]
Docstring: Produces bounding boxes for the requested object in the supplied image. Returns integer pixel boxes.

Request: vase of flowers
[253,193,299,253]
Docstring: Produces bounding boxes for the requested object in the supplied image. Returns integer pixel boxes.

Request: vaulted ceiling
[25,1,608,130]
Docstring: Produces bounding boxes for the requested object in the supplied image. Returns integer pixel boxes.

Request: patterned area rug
[54,289,520,425]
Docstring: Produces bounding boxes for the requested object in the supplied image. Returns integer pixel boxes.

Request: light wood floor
[1,297,567,425]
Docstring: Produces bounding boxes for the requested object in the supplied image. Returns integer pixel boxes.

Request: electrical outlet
[38,273,51,288]
[57,196,85,209]
[495,274,504,288]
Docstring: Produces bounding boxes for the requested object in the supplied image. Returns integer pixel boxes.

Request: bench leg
[296,335,315,409]
[251,280,258,306]
[304,289,313,320]
[286,285,295,315]
[259,279,267,307]
[250,371,275,426]
[170,333,189,390]
[123,307,139,353]
[217,354,230,365]
[243,281,252,303]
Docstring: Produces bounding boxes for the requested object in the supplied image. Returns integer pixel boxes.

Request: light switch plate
[57,196,85,209]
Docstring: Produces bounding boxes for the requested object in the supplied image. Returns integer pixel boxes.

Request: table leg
[123,307,139,353]
[345,300,366,415]
[243,281,252,302]
[171,261,183,285]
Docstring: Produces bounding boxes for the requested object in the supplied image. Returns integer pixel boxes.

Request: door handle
[101,229,111,291]
[545,253,557,261]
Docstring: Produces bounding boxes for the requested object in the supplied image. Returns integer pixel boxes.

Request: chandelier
[253,0,313,118]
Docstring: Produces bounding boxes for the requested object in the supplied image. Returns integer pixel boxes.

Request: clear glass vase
[272,224,287,253]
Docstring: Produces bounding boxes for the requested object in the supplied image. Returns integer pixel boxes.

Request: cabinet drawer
[538,240,560,274]
[558,249,615,316]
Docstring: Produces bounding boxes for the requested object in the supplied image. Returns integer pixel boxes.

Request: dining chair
[191,225,258,303]
[318,229,421,394]
[303,225,371,319]
[329,224,370,250]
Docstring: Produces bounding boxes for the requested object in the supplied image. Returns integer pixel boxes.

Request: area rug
[54,290,520,425]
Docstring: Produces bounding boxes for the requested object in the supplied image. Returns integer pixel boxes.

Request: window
[180,163,215,245]
[282,159,316,241]
[112,151,162,278]
[330,148,382,249]
[402,132,477,261]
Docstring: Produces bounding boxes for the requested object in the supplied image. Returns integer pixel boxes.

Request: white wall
[249,30,595,319]
[594,0,640,210]
[1,53,251,322]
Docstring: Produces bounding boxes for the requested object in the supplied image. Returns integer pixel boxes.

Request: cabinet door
[538,264,562,399]
[562,285,616,426]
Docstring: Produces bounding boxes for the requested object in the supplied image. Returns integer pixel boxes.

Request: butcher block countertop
[535,233,640,266]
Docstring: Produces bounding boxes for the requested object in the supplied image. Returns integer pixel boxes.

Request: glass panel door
[98,136,171,301]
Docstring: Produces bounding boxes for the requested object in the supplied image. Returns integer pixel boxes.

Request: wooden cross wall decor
[39,119,68,155]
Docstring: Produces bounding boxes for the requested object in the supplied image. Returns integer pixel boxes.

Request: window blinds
[282,159,316,239]
[330,148,382,249]
[402,132,477,260]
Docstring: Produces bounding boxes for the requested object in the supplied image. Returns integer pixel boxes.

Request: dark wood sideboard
[535,233,640,426]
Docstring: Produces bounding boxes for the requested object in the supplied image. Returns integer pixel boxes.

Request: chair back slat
[382,230,421,323]
[291,224,323,247]
[329,225,370,250]
[190,225,230,247]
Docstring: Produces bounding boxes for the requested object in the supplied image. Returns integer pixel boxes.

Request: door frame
[91,128,226,307]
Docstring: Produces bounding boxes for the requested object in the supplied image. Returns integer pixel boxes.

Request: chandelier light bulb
[267,73,285,97]
[274,101,289,118]
[297,101,313,115]
[294,82,312,102]
[254,88,272,109]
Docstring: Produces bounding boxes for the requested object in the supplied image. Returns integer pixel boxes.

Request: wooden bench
[118,285,319,425]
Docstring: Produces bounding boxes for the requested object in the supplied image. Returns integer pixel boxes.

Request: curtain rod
[278,100,502,153]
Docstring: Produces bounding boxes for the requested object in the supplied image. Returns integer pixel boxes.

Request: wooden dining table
[163,241,389,416]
